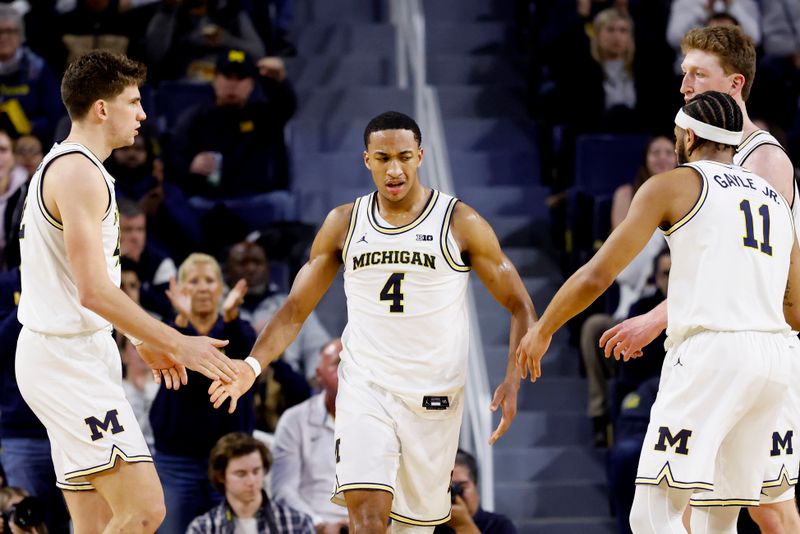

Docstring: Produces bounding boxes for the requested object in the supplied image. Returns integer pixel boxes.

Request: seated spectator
[579,135,675,447]
[118,197,176,317]
[434,450,517,534]
[0,129,29,270]
[13,134,42,179]
[145,0,265,82]
[151,252,256,534]
[119,336,158,449]
[187,432,315,534]
[225,240,330,380]
[0,269,70,533]
[667,0,761,56]
[0,486,47,534]
[605,376,660,534]
[106,131,202,259]
[57,0,154,66]
[166,48,296,201]
[0,6,62,145]
[271,339,348,532]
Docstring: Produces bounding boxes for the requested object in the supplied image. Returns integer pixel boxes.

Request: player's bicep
[589,177,670,281]
[285,204,351,318]
[49,162,111,297]
[456,204,532,313]
[743,146,794,202]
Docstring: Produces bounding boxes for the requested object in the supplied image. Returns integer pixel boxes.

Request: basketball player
[599,26,800,532]
[207,111,536,533]
[517,91,800,533]
[14,51,239,533]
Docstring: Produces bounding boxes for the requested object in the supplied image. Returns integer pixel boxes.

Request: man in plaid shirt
[187,433,315,534]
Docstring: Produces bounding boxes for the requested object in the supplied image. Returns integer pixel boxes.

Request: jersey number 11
[740,200,772,256]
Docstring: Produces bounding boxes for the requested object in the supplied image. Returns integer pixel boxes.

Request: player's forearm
[80,281,181,354]
[646,299,668,331]
[538,265,614,338]
[505,301,537,382]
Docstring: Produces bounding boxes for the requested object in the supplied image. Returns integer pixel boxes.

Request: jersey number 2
[380,273,405,312]
[740,200,772,256]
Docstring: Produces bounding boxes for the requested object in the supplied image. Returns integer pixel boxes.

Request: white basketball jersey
[18,142,120,335]
[734,129,800,234]
[664,160,794,348]
[341,190,470,406]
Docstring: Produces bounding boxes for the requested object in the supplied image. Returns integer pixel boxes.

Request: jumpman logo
[674,355,684,367]
[357,234,368,244]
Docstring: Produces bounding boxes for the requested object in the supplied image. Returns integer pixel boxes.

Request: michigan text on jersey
[352,250,437,271]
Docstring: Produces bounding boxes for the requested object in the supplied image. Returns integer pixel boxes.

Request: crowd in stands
[0,0,795,532]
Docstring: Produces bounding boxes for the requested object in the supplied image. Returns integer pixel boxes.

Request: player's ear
[417,146,423,166]
[730,73,745,97]
[363,150,370,169]
[93,99,108,122]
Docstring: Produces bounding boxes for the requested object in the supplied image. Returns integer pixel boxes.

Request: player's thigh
[89,459,164,516]
[62,489,113,534]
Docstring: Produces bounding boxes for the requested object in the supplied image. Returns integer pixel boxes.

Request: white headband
[675,109,743,146]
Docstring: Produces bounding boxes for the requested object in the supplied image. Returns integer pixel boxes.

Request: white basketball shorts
[331,361,463,526]
[633,330,790,507]
[15,327,152,491]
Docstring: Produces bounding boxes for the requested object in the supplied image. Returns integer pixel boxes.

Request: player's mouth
[386,181,405,194]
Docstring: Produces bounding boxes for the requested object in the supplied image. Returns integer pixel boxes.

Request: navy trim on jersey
[341,198,361,265]
[439,198,470,272]
[367,189,439,235]
[661,165,708,236]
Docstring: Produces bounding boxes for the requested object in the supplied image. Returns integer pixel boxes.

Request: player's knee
[750,505,793,534]
[629,503,656,534]
[350,512,388,534]
[115,495,166,531]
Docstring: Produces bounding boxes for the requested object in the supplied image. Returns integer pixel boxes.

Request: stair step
[295,23,396,56]
[485,344,577,382]
[444,117,536,150]
[450,150,541,186]
[501,248,561,279]
[426,22,515,54]
[436,86,529,118]
[495,480,610,518]
[287,56,396,88]
[484,215,551,248]
[422,0,515,23]
[493,446,606,482]
[491,411,592,448]
[459,185,548,217]
[515,518,616,534]
[296,88,414,122]
[429,55,525,86]
[514,376,588,411]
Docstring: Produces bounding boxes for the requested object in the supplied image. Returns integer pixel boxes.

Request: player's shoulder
[44,151,104,187]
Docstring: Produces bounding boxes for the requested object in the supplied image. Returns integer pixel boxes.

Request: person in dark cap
[165,47,296,246]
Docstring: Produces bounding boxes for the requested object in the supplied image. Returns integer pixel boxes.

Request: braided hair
[681,90,742,154]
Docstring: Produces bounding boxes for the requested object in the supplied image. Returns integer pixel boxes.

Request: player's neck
[376,183,429,224]
[737,101,759,138]
[63,123,113,161]
[688,145,734,165]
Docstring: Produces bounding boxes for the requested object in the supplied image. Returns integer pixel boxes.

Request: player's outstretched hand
[599,314,661,361]
[136,342,188,390]
[208,359,257,414]
[488,379,519,445]
[515,326,550,383]
[173,335,237,383]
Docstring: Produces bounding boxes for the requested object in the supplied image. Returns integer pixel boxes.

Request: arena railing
[390,0,495,511]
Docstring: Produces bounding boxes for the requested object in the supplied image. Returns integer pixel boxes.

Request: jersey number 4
[380,273,405,313]
[740,200,772,256]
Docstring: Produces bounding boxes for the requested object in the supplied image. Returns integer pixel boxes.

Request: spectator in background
[119,336,158,449]
[667,0,761,54]
[57,0,152,66]
[119,197,177,317]
[434,450,516,534]
[167,48,295,200]
[2,133,40,270]
[225,240,330,381]
[0,6,62,145]
[145,0,265,82]
[152,253,256,534]
[0,129,27,270]
[187,432,315,534]
[106,131,202,260]
[13,133,41,179]
[0,269,70,533]
[271,339,348,533]
[579,135,675,447]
